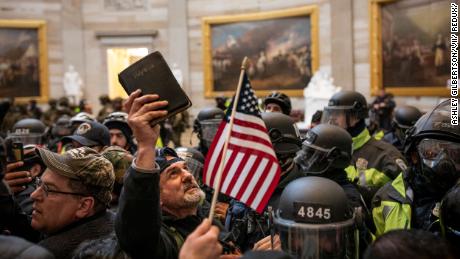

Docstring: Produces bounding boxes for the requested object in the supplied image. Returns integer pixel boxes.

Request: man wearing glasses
[30,146,115,258]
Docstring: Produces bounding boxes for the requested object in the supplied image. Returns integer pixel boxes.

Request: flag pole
[208,56,248,220]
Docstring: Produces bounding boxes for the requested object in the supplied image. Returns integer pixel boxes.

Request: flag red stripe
[233,118,267,132]
[209,149,224,189]
[235,156,263,201]
[219,149,238,190]
[244,159,276,207]
[230,131,273,149]
[256,167,281,212]
[227,143,277,161]
[223,152,251,197]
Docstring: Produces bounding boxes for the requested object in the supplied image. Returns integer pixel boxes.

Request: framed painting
[0,19,48,102]
[202,6,319,98]
[370,0,451,96]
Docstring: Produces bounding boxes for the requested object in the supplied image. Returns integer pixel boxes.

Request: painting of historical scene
[0,27,41,97]
[203,7,318,97]
[381,0,450,88]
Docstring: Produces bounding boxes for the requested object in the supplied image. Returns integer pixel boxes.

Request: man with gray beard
[115,90,227,259]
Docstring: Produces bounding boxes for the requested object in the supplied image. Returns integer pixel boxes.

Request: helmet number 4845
[297,206,331,220]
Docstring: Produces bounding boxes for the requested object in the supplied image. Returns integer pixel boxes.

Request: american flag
[203,73,281,213]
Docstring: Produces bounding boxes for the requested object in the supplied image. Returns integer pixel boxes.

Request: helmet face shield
[295,144,333,174]
[417,138,460,172]
[322,107,358,129]
[275,215,358,259]
[200,119,222,148]
[6,133,44,146]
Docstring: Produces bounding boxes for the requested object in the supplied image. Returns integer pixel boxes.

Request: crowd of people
[0,87,458,259]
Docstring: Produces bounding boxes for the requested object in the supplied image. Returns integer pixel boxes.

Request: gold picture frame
[202,6,319,98]
[370,0,451,96]
[0,19,49,102]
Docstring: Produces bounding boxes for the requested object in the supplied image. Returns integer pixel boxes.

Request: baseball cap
[63,121,110,147]
[101,145,133,184]
[36,146,115,205]
[155,147,184,173]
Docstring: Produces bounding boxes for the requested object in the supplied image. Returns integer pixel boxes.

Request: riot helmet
[175,147,205,181]
[391,106,422,144]
[7,118,47,146]
[393,106,422,129]
[262,112,301,173]
[264,92,292,115]
[70,112,95,132]
[262,112,301,155]
[193,107,225,150]
[295,124,352,174]
[51,115,72,138]
[404,100,460,196]
[440,182,460,243]
[275,176,357,259]
[322,91,368,129]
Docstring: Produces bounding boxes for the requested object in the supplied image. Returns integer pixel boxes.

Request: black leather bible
[118,51,192,125]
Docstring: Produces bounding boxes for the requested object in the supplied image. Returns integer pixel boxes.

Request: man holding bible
[115,90,233,258]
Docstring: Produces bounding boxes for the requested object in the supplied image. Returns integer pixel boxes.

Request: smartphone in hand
[7,142,23,163]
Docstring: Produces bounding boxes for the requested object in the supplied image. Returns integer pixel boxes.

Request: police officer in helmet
[264,92,292,116]
[323,91,406,208]
[261,112,303,204]
[193,107,225,156]
[382,105,422,151]
[372,100,460,236]
[295,124,362,209]
[7,118,48,146]
[275,176,358,259]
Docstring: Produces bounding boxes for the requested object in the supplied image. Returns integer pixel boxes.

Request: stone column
[330,0,354,90]
[61,0,85,98]
[168,0,191,94]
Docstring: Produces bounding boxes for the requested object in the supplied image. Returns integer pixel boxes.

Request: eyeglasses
[35,177,89,198]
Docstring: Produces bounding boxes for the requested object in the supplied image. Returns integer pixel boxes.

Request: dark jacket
[0,235,54,259]
[346,128,406,208]
[72,233,129,259]
[0,180,40,242]
[324,169,363,209]
[116,165,216,259]
[38,211,115,259]
[382,131,403,152]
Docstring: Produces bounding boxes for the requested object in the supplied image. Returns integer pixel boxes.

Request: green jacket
[345,128,407,204]
[371,173,413,236]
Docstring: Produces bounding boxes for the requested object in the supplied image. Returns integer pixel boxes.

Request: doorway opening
[106,47,149,98]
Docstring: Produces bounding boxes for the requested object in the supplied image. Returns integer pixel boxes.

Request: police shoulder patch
[356,158,368,170]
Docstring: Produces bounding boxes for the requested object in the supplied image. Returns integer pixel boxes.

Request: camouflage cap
[36,147,115,205]
[101,146,133,184]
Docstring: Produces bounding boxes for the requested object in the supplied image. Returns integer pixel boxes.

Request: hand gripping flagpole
[208,56,248,220]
